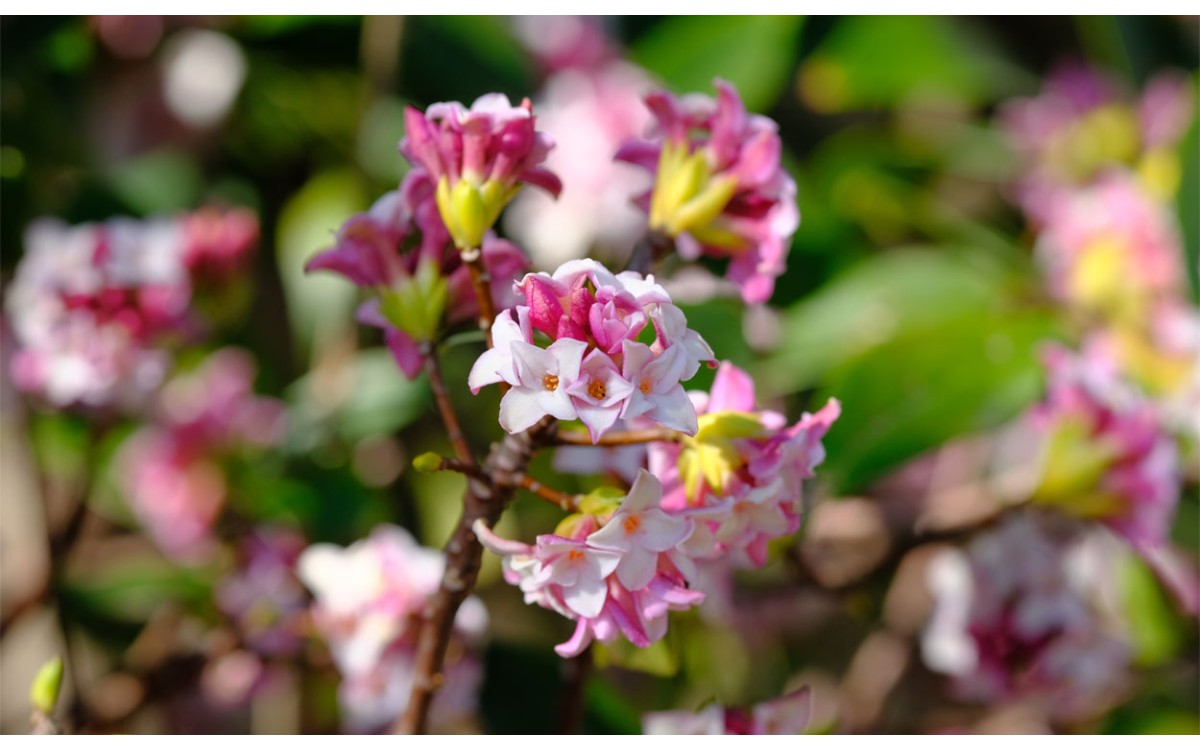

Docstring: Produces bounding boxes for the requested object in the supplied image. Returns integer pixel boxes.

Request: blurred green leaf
[275,169,363,357]
[632,16,805,112]
[815,308,1061,493]
[594,636,678,678]
[286,347,431,449]
[106,149,202,215]
[1177,112,1199,302]
[758,248,1017,397]
[584,676,643,735]
[798,17,1025,112]
[61,553,217,628]
[357,96,411,185]
[1120,553,1183,666]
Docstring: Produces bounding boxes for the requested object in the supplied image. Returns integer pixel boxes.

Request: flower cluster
[7,208,258,409]
[652,362,841,568]
[215,527,310,657]
[297,525,487,732]
[1027,345,1179,554]
[475,471,702,657]
[643,687,812,735]
[476,365,839,656]
[401,93,562,251]
[118,349,286,562]
[306,169,528,378]
[1033,171,1185,324]
[1000,64,1194,218]
[617,79,799,304]
[922,513,1131,722]
[468,258,715,441]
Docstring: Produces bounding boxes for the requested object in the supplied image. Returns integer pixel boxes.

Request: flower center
[640,378,652,395]
[543,374,559,391]
[623,514,641,534]
[567,549,585,562]
[588,379,606,400]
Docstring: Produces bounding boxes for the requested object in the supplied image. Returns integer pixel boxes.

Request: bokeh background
[0,15,1197,734]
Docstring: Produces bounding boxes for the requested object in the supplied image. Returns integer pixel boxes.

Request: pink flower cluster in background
[297,525,486,732]
[922,513,1131,722]
[618,79,799,304]
[7,208,257,409]
[118,349,286,562]
[469,259,714,441]
[1028,345,1179,554]
[643,687,812,735]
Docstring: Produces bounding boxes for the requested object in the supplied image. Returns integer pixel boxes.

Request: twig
[556,644,593,734]
[431,456,580,512]
[395,418,555,733]
[460,246,496,346]
[422,344,475,468]
[553,427,686,447]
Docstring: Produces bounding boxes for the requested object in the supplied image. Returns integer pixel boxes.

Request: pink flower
[181,206,259,283]
[921,514,1131,721]
[117,349,286,563]
[566,349,635,442]
[215,527,308,657]
[1033,171,1184,322]
[617,79,799,303]
[474,469,706,658]
[1028,344,1179,553]
[587,472,692,590]
[306,170,531,378]
[499,338,588,433]
[650,362,840,568]
[401,94,562,250]
[470,259,711,441]
[504,61,655,268]
[643,687,812,735]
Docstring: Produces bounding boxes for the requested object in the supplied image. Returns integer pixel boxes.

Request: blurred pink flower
[1028,344,1179,554]
[922,513,1131,721]
[643,687,812,735]
[504,62,655,268]
[119,349,286,562]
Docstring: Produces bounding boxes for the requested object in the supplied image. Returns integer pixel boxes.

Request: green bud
[29,656,63,715]
[580,486,625,517]
[378,258,449,343]
[412,452,444,474]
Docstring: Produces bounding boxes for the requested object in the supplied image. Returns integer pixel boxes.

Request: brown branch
[624,230,674,276]
[556,643,593,734]
[499,472,580,512]
[460,246,496,346]
[554,427,686,447]
[422,345,475,468]
[395,418,557,733]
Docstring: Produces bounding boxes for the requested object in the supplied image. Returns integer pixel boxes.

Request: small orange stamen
[588,379,606,400]
[567,549,584,562]
[640,379,652,394]
[623,514,641,534]
[543,374,559,391]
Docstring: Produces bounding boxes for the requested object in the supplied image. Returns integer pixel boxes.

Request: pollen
[588,379,606,400]
[623,514,641,534]
[640,379,652,394]
[567,549,585,562]
[543,374,560,391]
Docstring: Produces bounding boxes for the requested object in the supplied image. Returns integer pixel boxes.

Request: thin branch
[422,344,475,467]
[553,427,687,447]
[556,643,593,734]
[395,418,556,734]
[459,246,496,346]
[499,472,580,512]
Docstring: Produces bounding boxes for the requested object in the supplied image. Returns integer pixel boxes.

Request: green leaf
[275,170,364,356]
[798,17,1026,112]
[815,308,1062,493]
[1120,553,1182,666]
[594,636,678,678]
[632,16,805,112]
[758,248,1016,397]
[286,348,431,449]
[106,149,202,215]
